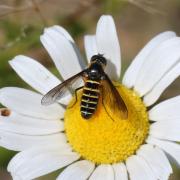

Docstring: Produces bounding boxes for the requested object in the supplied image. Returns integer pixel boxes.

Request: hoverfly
[41,54,128,120]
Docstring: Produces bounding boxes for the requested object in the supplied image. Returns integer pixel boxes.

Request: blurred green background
[0,0,179,179]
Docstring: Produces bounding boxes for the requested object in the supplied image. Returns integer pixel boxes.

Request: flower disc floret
[65,83,149,164]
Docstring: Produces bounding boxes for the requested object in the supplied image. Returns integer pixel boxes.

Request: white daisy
[0,15,180,180]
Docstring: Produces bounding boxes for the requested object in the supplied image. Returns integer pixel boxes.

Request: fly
[41,54,128,120]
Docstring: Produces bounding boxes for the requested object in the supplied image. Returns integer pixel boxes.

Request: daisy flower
[0,15,180,180]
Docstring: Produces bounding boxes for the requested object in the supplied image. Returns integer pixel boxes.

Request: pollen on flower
[64,83,149,164]
[0,108,11,116]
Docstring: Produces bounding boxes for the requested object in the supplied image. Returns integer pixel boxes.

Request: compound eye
[91,59,96,63]
[99,57,107,66]
[90,55,98,62]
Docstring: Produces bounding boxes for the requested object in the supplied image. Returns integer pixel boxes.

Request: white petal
[112,163,128,180]
[96,15,121,80]
[144,61,180,106]
[0,111,64,135]
[8,144,72,174]
[9,55,60,95]
[89,164,114,180]
[51,25,85,68]
[12,175,21,180]
[9,55,72,104]
[51,25,74,42]
[0,130,66,151]
[0,87,64,120]
[8,146,79,180]
[147,136,180,165]
[150,120,180,141]
[126,155,156,180]
[122,31,176,88]
[137,144,172,179]
[57,160,95,180]
[40,27,83,80]
[48,25,84,66]
[134,37,180,96]
[149,95,180,121]
[84,35,98,63]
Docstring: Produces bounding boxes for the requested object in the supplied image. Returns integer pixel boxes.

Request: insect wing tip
[41,95,50,106]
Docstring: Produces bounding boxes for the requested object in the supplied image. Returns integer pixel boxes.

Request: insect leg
[100,86,114,121]
[68,86,84,109]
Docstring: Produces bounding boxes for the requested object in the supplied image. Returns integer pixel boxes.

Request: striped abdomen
[80,80,100,119]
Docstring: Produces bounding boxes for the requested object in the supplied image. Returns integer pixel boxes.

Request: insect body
[81,80,100,119]
[41,54,128,120]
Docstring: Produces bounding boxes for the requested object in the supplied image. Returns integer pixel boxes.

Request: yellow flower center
[64,83,149,164]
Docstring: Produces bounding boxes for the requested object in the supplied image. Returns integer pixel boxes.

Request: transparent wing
[41,70,86,105]
[101,73,128,120]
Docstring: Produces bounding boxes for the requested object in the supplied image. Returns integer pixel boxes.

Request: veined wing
[101,73,128,120]
[41,70,87,105]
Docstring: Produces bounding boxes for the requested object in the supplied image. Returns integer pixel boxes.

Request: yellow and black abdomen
[81,80,100,119]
